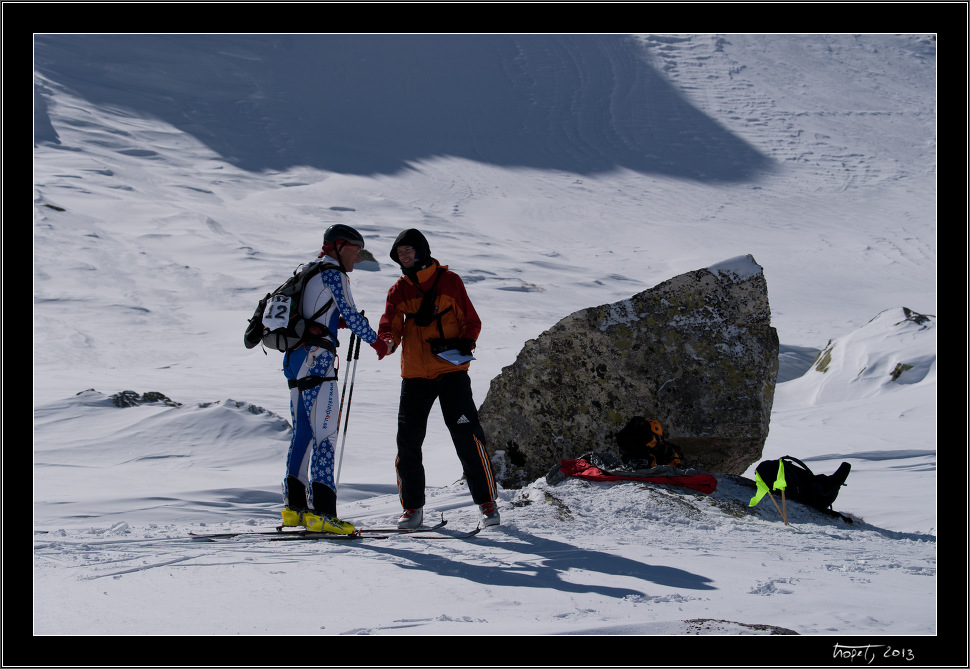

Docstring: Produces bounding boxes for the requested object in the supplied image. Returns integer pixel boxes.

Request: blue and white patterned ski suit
[282,256,377,514]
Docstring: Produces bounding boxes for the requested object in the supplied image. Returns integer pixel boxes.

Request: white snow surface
[31,33,948,655]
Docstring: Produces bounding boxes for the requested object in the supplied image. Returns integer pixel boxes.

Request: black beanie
[390,229,432,267]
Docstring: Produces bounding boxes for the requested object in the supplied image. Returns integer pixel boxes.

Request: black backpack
[616,416,683,468]
[244,262,340,353]
[756,456,852,520]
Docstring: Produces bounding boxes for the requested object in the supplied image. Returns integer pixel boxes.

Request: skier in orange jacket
[376,229,499,529]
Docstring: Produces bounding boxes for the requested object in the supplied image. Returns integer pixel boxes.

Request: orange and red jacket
[377,260,482,379]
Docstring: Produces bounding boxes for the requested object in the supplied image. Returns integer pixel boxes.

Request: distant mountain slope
[34,34,770,180]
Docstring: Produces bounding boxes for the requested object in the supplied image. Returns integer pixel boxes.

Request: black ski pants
[395,370,496,511]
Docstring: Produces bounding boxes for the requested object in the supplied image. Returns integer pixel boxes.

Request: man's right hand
[370,338,392,360]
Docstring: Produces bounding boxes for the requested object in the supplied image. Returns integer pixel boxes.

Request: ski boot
[397,507,424,529]
[303,482,355,534]
[480,501,500,527]
[303,512,355,535]
[281,506,307,527]
[281,476,309,527]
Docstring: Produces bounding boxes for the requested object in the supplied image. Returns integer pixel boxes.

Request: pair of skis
[189,517,482,542]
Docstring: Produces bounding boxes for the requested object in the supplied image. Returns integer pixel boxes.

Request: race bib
[262,294,292,330]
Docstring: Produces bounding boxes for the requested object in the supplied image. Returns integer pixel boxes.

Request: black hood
[390,228,432,267]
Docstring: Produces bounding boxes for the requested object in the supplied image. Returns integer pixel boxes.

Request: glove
[370,339,389,360]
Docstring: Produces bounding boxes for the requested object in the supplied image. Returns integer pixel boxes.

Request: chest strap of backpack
[300,298,337,353]
[405,269,453,338]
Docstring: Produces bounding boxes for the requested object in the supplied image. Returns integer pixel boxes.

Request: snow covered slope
[32,33,943,650]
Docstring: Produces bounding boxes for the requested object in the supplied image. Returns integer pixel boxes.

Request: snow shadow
[777,344,822,382]
[34,34,770,181]
[357,524,716,598]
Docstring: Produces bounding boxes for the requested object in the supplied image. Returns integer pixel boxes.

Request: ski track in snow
[32,476,936,637]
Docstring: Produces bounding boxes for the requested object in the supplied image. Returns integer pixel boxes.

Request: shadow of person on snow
[356,523,716,599]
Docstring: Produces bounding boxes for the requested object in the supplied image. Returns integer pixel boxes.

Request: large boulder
[480,255,779,487]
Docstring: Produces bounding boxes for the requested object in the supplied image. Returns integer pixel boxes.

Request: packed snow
[32,33,945,654]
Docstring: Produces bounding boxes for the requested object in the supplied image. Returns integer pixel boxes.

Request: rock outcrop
[480,255,779,486]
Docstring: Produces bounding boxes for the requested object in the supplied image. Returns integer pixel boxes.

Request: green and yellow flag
[749,471,770,506]
[773,459,787,491]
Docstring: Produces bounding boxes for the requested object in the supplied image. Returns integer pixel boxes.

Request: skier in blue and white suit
[281,224,390,534]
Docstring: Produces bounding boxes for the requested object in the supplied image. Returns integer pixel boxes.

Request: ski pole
[336,329,356,430]
[767,490,787,525]
[335,312,364,489]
